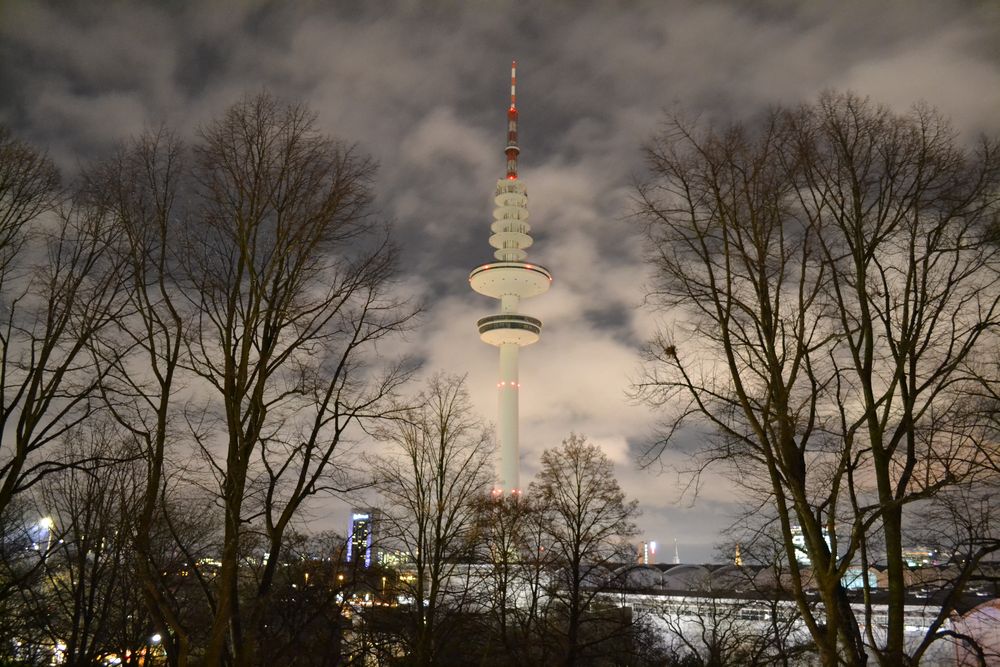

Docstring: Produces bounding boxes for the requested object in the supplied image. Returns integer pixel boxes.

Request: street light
[148,633,162,665]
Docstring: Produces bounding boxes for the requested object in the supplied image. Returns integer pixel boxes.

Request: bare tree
[174,93,415,666]
[634,92,1000,666]
[474,493,560,666]
[251,530,356,666]
[531,433,640,667]
[372,373,494,667]
[80,128,193,666]
[641,591,806,667]
[68,94,416,666]
[145,483,222,661]
[19,419,148,666]
[0,126,121,519]
[715,520,824,666]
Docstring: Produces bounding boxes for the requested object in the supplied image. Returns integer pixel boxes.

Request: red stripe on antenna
[511,60,517,108]
[505,59,520,180]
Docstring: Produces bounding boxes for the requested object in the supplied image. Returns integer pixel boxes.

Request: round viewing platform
[477,314,542,346]
[469,261,552,300]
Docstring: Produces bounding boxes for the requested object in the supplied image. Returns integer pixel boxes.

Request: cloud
[2,0,999,561]
[834,26,1000,135]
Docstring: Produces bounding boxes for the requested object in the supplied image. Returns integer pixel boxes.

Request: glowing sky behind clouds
[2,0,999,561]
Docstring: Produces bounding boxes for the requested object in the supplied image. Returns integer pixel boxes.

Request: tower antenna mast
[506,60,519,180]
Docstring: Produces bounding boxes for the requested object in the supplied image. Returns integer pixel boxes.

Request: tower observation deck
[470,61,552,495]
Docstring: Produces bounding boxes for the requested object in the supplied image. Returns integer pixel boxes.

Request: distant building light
[790,525,832,566]
[347,510,378,568]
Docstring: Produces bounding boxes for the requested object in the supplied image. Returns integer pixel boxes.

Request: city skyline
[3,0,1000,561]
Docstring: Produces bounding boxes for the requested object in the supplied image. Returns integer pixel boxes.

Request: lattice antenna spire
[505,60,519,179]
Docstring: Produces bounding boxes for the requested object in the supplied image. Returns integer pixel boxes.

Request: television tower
[470,61,552,495]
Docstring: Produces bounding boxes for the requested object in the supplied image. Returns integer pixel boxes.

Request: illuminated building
[790,525,832,566]
[347,509,379,568]
[901,545,945,568]
[639,540,658,565]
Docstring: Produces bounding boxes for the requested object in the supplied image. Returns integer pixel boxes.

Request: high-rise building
[470,61,552,495]
[639,540,658,565]
[346,509,379,568]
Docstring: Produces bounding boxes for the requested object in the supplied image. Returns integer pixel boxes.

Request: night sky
[3,0,999,562]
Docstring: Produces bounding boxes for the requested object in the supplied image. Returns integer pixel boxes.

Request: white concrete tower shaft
[470,61,551,495]
[498,342,519,491]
